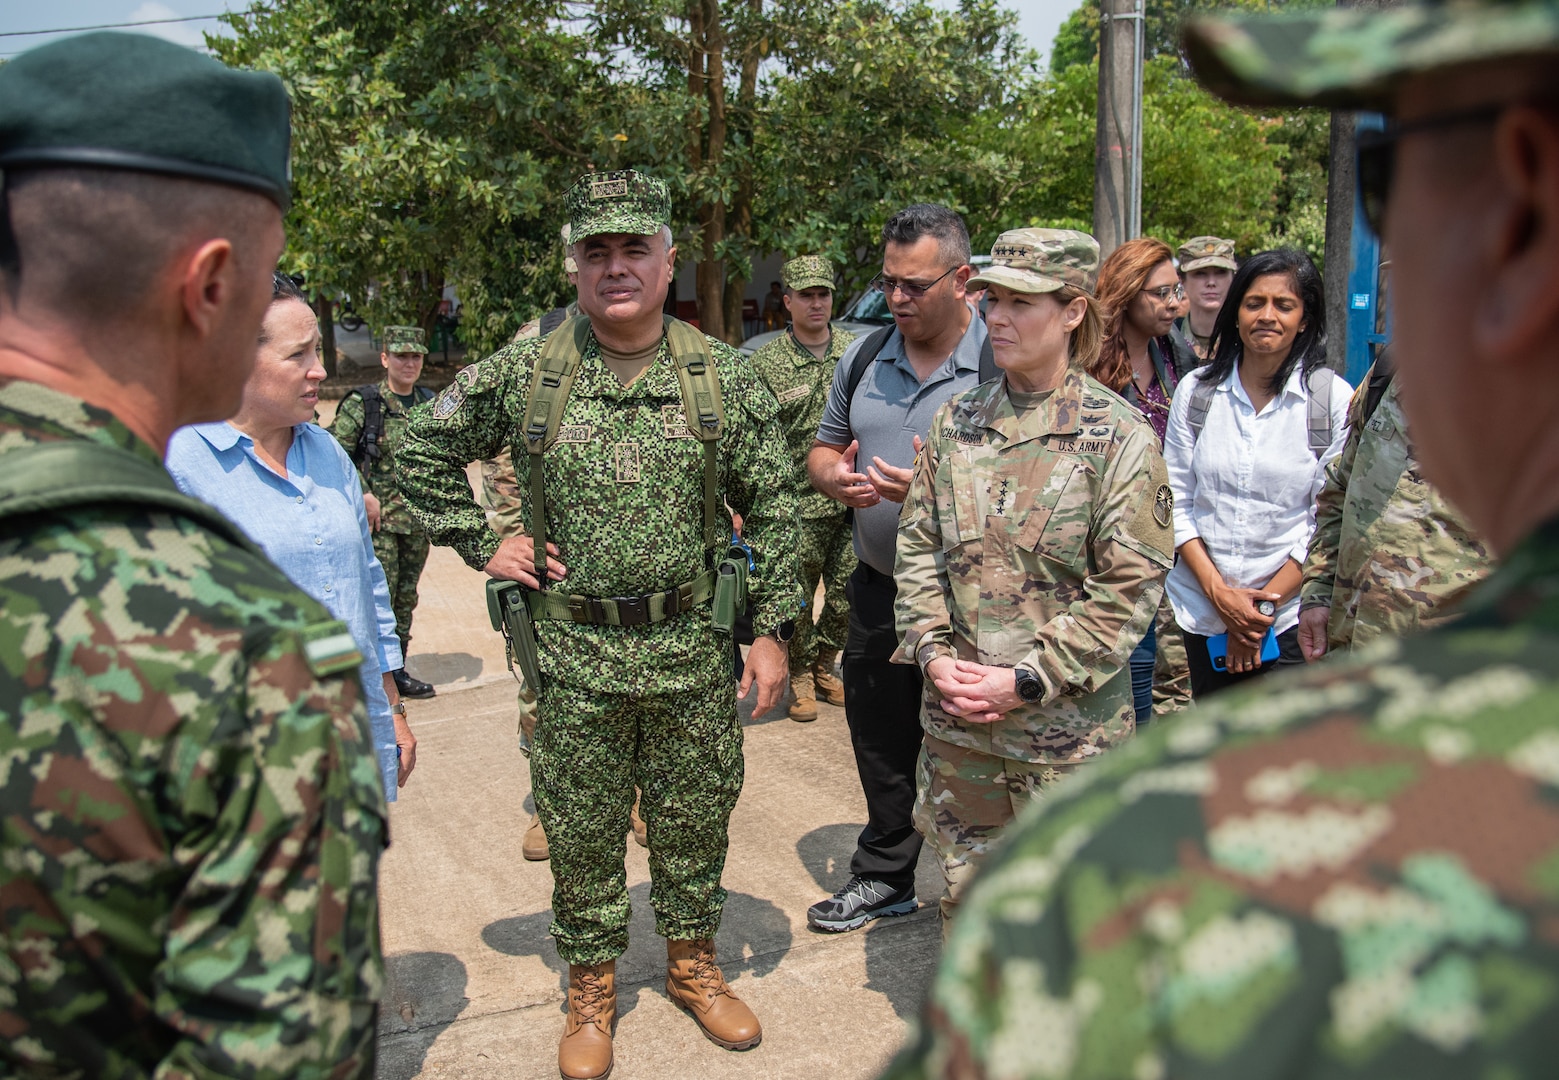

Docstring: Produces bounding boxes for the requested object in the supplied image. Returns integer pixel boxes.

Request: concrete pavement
[377,543,944,1079]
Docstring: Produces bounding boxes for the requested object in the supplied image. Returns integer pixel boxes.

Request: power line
[0,13,237,39]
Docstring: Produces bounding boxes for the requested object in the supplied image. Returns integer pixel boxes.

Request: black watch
[768,620,796,643]
[1014,667,1043,703]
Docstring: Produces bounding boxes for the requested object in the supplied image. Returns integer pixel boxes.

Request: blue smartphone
[1207,627,1280,672]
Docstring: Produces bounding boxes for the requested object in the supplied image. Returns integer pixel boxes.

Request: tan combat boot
[523,813,549,861]
[629,790,647,848]
[664,938,762,1050]
[787,672,818,722]
[812,648,845,706]
[558,960,615,1080]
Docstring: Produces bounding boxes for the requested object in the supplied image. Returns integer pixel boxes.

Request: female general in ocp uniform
[892,228,1175,928]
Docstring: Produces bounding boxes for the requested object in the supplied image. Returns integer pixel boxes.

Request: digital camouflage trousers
[372,528,430,656]
[794,511,855,671]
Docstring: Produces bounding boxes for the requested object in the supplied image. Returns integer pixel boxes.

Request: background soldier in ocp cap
[749,254,857,722]
[330,323,438,698]
[0,31,385,1076]
[397,168,802,1079]
[884,0,1559,1075]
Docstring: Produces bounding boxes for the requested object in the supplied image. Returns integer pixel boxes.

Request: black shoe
[392,668,435,699]
[807,876,917,933]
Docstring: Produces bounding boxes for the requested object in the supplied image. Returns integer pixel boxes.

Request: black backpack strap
[977,332,996,384]
[0,440,263,558]
[538,306,569,338]
[1304,366,1336,460]
[414,385,435,405]
[842,326,895,432]
[353,384,385,468]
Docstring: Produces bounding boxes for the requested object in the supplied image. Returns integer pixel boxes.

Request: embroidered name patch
[661,404,694,440]
[940,426,983,445]
[1049,437,1110,455]
[777,383,812,404]
[555,424,593,444]
[591,178,629,200]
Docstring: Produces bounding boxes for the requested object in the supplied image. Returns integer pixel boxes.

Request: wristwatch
[391,702,407,717]
[1256,600,1277,618]
[767,620,796,643]
[1014,667,1044,703]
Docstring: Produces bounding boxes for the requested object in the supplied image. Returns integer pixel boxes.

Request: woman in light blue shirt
[167,274,416,799]
[1163,249,1351,699]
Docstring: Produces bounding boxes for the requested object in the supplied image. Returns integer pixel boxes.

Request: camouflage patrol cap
[565,169,671,243]
[383,326,427,355]
[0,31,291,209]
[782,255,835,292]
[1184,0,1559,110]
[967,228,1100,295]
[1178,236,1237,273]
[562,223,578,275]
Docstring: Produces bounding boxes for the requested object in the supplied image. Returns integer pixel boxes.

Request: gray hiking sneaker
[806,876,917,932]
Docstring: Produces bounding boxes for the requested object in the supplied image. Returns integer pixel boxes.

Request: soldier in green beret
[398,169,803,1078]
[884,2,1559,1077]
[0,32,384,1078]
[330,323,438,699]
[749,254,857,721]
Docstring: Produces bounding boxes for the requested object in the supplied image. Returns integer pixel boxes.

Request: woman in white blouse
[1162,249,1351,698]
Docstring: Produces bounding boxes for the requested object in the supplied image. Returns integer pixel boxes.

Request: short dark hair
[3,166,272,325]
[1204,248,1327,395]
[272,272,306,303]
[882,204,971,268]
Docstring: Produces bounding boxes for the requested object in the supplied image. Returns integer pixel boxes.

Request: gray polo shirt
[815,311,988,574]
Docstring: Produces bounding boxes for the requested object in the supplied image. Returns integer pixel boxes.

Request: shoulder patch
[431,368,475,421]
[1127,452,1176,559]
[298,619,365,677]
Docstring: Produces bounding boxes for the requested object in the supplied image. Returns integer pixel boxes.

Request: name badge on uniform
[777,383,811,405]
[662,404,694,440]
[555,424,594,444]
[615,443,642,483]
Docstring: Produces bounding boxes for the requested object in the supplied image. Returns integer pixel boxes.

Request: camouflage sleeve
[327,393,373,496]
[892,403,953,669]
[718,347,805,636]
[154,625,386,1077]
[1300,398,1365,611]
[1019,420,1173,700]
[397,347,526,569]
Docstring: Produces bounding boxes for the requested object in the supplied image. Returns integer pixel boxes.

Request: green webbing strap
[525,568,717,626]
[521,317,593,587]
[664,316,725,556]
[0,440,263,558]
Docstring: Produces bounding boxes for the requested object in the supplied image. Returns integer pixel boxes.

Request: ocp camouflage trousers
[913,733,1083,928]
[530,648,743,965]
[1152,593,1191,716]
[794,511,855,670]
[371,528,430,655]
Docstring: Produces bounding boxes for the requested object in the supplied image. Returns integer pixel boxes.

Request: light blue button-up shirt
[166,421,404,799]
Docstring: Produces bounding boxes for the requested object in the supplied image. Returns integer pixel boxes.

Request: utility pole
[1094,0,1144,257]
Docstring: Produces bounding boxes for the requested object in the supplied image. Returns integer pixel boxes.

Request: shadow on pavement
[796,822,866,895]
[408,650,485,686]
[479,884,792,1022]
[376,950,470,1080]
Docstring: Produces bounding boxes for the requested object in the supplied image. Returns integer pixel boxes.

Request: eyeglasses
[870,265,958,299]
[1140,284,1185,303]
[1356,104,1503,238]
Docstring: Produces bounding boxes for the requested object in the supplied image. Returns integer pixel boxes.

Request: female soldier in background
[892,228,1175,931]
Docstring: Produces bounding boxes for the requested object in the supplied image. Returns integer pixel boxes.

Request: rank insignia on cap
[591,177,629,200]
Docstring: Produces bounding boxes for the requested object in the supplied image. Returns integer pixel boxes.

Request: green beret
[0,31,291,209]
[565,169,670,243]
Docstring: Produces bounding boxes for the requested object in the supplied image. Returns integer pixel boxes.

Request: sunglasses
[870,264,958,299]
[1356,105,1503,237]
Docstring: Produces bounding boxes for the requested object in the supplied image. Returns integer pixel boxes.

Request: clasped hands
[924,656,1025,724]
[1209,582,1280,674]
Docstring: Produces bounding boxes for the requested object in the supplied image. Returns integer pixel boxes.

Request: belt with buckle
[525,569,717,627]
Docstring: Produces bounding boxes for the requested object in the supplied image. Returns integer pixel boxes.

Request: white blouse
[1163,361,1352,637]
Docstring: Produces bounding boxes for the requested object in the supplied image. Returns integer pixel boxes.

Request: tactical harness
[1185,364,1336,460]
[516,315,726,627]
[349,383,435,470]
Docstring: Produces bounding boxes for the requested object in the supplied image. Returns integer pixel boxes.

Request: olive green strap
[520,317,592,587]
[0,440,263,558]
[664,316,725,555]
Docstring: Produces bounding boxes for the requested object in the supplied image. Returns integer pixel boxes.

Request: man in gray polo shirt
[805,204,990,932]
